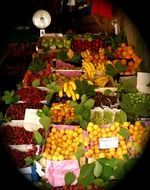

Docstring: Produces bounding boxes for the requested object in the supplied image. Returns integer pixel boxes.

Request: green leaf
[119,94,134,114]
[104,89,112,95]
[105,64,117,77]
[118,128,130,141]
[81,106,90,120]
[36,110,43,117]
[121,80,137,93]
[34,155,42,161]
[115,62,127,73]
[74,104,84,115]
[78,163,95,188]
[24,157,34,166]
[33,130,43,144]
[80,162,95,177]
[10,90,15,96]
[74,145,85,161]
[75,79,95,97]
[93,178,104,187]
[32,79,40,87]
[94,161,103,178]
[42,105,51,117]
[133,102,150,117]
[39,115,51,131]
[113,165,125,179]
[100,165,114,181]
[98,158,121,169]
[84,99,95,108]
[79,120,88,130]
[81,94,88,105]
[64,172,76,186]
[78,175,94,188]
[69,101,78,108]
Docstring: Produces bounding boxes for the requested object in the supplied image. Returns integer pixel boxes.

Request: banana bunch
[94,75,110,87]
[66,49,74,59]
[97,62,106,74]
[59,81,80,101]
[82,61,96,79]
[105,60,112,65]
[81,49,91,58]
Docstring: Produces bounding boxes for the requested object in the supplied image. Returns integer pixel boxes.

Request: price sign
[99,137,118,149]
[23,109,43,131]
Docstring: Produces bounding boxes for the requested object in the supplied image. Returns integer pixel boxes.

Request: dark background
[0,0,150,190]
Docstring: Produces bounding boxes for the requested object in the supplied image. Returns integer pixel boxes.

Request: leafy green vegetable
[64,172,76,186]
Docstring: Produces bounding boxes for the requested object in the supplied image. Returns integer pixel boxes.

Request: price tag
[23,109,43,131]
[99,137,118,149]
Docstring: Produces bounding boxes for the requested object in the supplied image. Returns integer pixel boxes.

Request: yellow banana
[66,88,72,98]
[68,84,76,101]
[63,82,68,92]
[69,81,76,90]
[95,76,110,87]
[88,62,95,73]
[75,93,80,100]
[58,88,63,98]
[83,64,92,79]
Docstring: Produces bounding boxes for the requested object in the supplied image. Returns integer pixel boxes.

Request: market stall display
[0,31,150,190]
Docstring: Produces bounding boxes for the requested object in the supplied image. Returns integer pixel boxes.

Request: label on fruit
[24,109,43,131]
[99,137,118,149]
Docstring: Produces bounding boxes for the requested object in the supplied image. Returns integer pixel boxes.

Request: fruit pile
[128,92,150,104]
[5,102,44,120]
[85,121,149,159]
[1,32,149,189]
[113,43,142,75]
[42,126,83,160]
[6,145,38,168]
[39,36,72,51]
[93,92,119,108]
[0,122,44,168]
[51,102,75,123]
[16,86,48,102]
[71,38,105,52]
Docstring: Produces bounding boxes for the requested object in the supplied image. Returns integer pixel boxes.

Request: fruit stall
[0,31,150,190]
